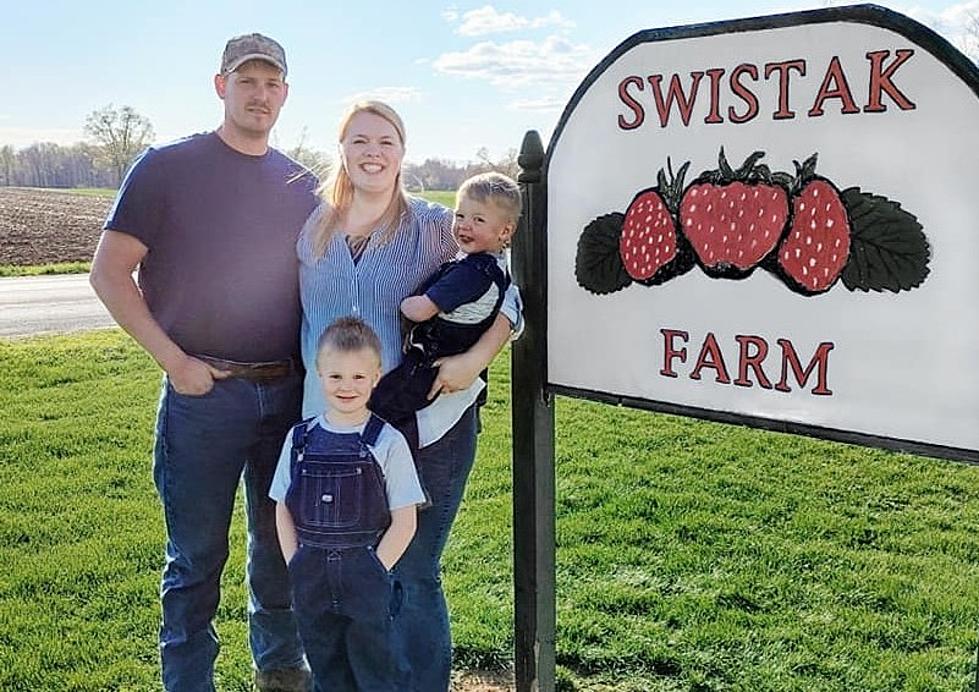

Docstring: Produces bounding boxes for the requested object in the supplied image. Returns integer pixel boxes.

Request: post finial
[518,130,544,184]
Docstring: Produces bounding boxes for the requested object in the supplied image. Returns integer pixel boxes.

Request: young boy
[370,172,520,438]
[269,317,425,691]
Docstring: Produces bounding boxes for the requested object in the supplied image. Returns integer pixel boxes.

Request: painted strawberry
[576,212,631,295]
[772,155,851,295]
[679,149,789,279]
[618,160,695,285]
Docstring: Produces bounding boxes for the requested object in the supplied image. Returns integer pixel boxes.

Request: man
[90,33,317,692]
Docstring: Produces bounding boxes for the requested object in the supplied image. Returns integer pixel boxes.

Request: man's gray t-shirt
[103,132,318,362]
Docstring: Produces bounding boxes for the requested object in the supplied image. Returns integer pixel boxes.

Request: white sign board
[546,6,979,461]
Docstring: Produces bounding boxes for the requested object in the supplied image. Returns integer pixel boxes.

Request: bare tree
[0,142,114,188]
[473,146,520,179]
[18,142,67,187]
[403,158,467,191]
[399,148,524,192]
[0,145,14,186]
[963,11,979,64]
[285,126,331,178]
[84,104,155,186]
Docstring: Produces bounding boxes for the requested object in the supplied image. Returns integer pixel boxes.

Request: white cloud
[906,1,979,59]
[442,6,459,23]
[0,127,82,147]
[753,2,979,60]
[453,5,574,36]
[433,35,595,88]
[507,96,567,112]
[339,86,423,105]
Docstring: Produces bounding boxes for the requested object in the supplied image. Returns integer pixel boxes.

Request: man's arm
[90,230,225,395]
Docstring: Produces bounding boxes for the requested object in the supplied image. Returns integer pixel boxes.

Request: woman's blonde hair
[312,100,410,257]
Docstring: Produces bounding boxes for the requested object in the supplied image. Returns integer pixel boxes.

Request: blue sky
[2,0,976,163]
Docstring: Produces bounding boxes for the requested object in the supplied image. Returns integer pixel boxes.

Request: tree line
[0,141,117,189]
[403,147,519,192]
[0,104,519,191]
[0,105,154,189]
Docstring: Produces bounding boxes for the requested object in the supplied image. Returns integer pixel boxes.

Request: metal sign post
[512,130,556,692]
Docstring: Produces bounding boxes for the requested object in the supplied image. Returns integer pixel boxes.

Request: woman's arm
[275,502,299,563]
[375,506,417,570]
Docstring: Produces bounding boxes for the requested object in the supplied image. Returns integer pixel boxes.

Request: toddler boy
[370,172,520,435]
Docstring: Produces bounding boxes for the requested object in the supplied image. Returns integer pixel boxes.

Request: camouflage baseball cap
[220,33,287,77]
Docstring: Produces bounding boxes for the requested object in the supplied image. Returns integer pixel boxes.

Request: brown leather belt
[195,354,295,381]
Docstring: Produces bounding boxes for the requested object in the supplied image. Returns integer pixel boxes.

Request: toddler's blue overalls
[284,414,406,691]
[370,255,511,430]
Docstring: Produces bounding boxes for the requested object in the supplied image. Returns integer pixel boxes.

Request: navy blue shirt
[412,252,510,358]
[104,132,318,361]
[424,252,501,313]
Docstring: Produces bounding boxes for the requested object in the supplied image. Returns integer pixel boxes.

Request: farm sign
[510,6,979,689]
[544,5,979,461]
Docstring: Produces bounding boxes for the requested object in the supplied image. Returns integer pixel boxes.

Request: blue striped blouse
[297,196,520,444]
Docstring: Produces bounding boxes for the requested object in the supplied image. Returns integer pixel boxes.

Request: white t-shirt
[269,415,425,511]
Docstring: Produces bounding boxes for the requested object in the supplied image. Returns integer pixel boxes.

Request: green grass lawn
[46,187,118,198]
[417,189,456,207]
[0,261,91,277]
[9,186,118,198]
[1,331,977,691]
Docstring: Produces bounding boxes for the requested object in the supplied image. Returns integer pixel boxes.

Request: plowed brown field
[0,188,112,265]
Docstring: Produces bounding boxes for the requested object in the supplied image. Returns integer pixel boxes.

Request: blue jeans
[289,545,406,691]
[393,404,479,692]
[153,375,305,692]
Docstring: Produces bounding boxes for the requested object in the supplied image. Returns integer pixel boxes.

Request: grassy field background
[1,331,978,690]
[38,187,117,198]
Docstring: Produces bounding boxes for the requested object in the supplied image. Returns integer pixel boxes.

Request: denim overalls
[284,414,406,691]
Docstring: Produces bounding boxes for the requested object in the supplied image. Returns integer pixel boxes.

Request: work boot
[255,667,313,692]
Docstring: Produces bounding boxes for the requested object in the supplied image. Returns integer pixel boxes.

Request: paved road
[0,274,115,338]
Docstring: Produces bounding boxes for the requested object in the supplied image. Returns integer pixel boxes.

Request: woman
[296,100,519,691]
